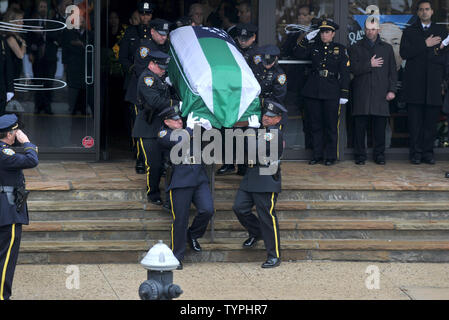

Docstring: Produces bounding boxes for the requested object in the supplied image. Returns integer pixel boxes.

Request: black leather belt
[314,70,337,78]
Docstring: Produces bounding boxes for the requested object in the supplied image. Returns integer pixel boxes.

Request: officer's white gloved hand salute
[339,98,348,105]
[442,35,449,47]
[199,118,212,130]
[248,115,260,128]
[187,112,200,129]
[6,92,14,102]
[306,29,320,41]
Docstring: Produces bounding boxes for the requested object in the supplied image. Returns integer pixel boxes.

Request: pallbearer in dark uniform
[157,108,214,270]
[233,99,286,269]
[293,19,350,166]
[0,114,38,300]
[235,23,259,72]
[119,1,154,174]
[132,50,180,205]
[399,0,449,165]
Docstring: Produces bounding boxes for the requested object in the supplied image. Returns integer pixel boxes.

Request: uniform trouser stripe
[140,138,150,194]
[268,193,280,258]
[169,190,175,251]
[0,224,15,300]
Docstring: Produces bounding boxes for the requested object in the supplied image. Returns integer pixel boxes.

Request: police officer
[119,1,154,174]
[293,19,350,166]
[233,99,285,269]
[132,50,180,205]
[0,114,38,300]
[235,23,259,71]
[157,107,214,270]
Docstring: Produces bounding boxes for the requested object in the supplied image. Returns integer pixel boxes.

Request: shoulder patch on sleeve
[253,55,262,65]
[277,74,287,85]
[140,46,150,58]
[2,148,15,156]
[158,130,167,138]
[144,77,154,87]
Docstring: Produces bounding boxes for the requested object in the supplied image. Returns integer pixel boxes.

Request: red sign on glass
[82,136,95,149]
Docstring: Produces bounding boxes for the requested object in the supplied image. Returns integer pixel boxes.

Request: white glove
[165,76,172,86]
[442,35,449,47]
[248,115,260,128]
[306,29,320,41]
[186,112,200,129]
[6,92,14,102]
[339,98,348,105]
[179,101,183,110]
[199,118,212,130]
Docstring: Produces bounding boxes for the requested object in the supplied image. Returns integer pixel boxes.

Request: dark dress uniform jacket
[349,36,398,116]
[158,127,209,190]
[119,24,152,90]
[132,69,180,138]
[239,124,284,193]
[400,22,448,106]
[293,37,350,100]
[0,142,39,227]
[124,39,169,105]
[254,64,288,104]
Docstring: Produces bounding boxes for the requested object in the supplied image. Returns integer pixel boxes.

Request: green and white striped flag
[168,26,261,129]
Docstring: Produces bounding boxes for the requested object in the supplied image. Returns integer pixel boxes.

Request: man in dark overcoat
[399,0,448,164]
[349,17,397,165]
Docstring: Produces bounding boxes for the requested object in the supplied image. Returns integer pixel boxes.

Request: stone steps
[18,238,449,264]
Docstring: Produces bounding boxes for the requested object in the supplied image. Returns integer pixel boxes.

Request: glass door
[1,0,98,159]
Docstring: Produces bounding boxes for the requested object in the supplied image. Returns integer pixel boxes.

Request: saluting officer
[235,23,259,71]
[293,19,350,166]
[0,114,38,300]
[132,50,180,205]
[157,108,214,270]
[233,99,286,269]
[119,1,154,174]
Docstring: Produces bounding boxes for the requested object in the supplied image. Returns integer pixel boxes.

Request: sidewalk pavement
[11,261,449,300]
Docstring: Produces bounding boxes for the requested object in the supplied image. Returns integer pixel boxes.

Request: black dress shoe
[410,158,421,165]
[261,257,281,268]
[422,158,435,165]
[308,158,323,165]
[243,236,259,248]
[216,164,236,175]
[135,162,146,174]
[355,159,365,165]
[162,201,171,212]
[325,159,336,166]
[176,262,183,270]
[445,172,449,179]
[374,157,386,165]
[188,233,202,252]
[148,197,163,205]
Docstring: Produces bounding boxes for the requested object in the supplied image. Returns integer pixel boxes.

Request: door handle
[85,44,94,85]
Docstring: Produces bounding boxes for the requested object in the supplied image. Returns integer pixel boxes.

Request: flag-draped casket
[168,26,261,129]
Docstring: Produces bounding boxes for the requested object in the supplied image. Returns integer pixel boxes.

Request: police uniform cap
[174,16,192,28]
[158,105,181,120]
[150,18,171,36]
[138,1,154,14]
[149,50,171,69]
[0,114,19,133]
[263,99,287,117]
[318,19,339,31]
[258,45,280,64]
[236,23,257,40]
